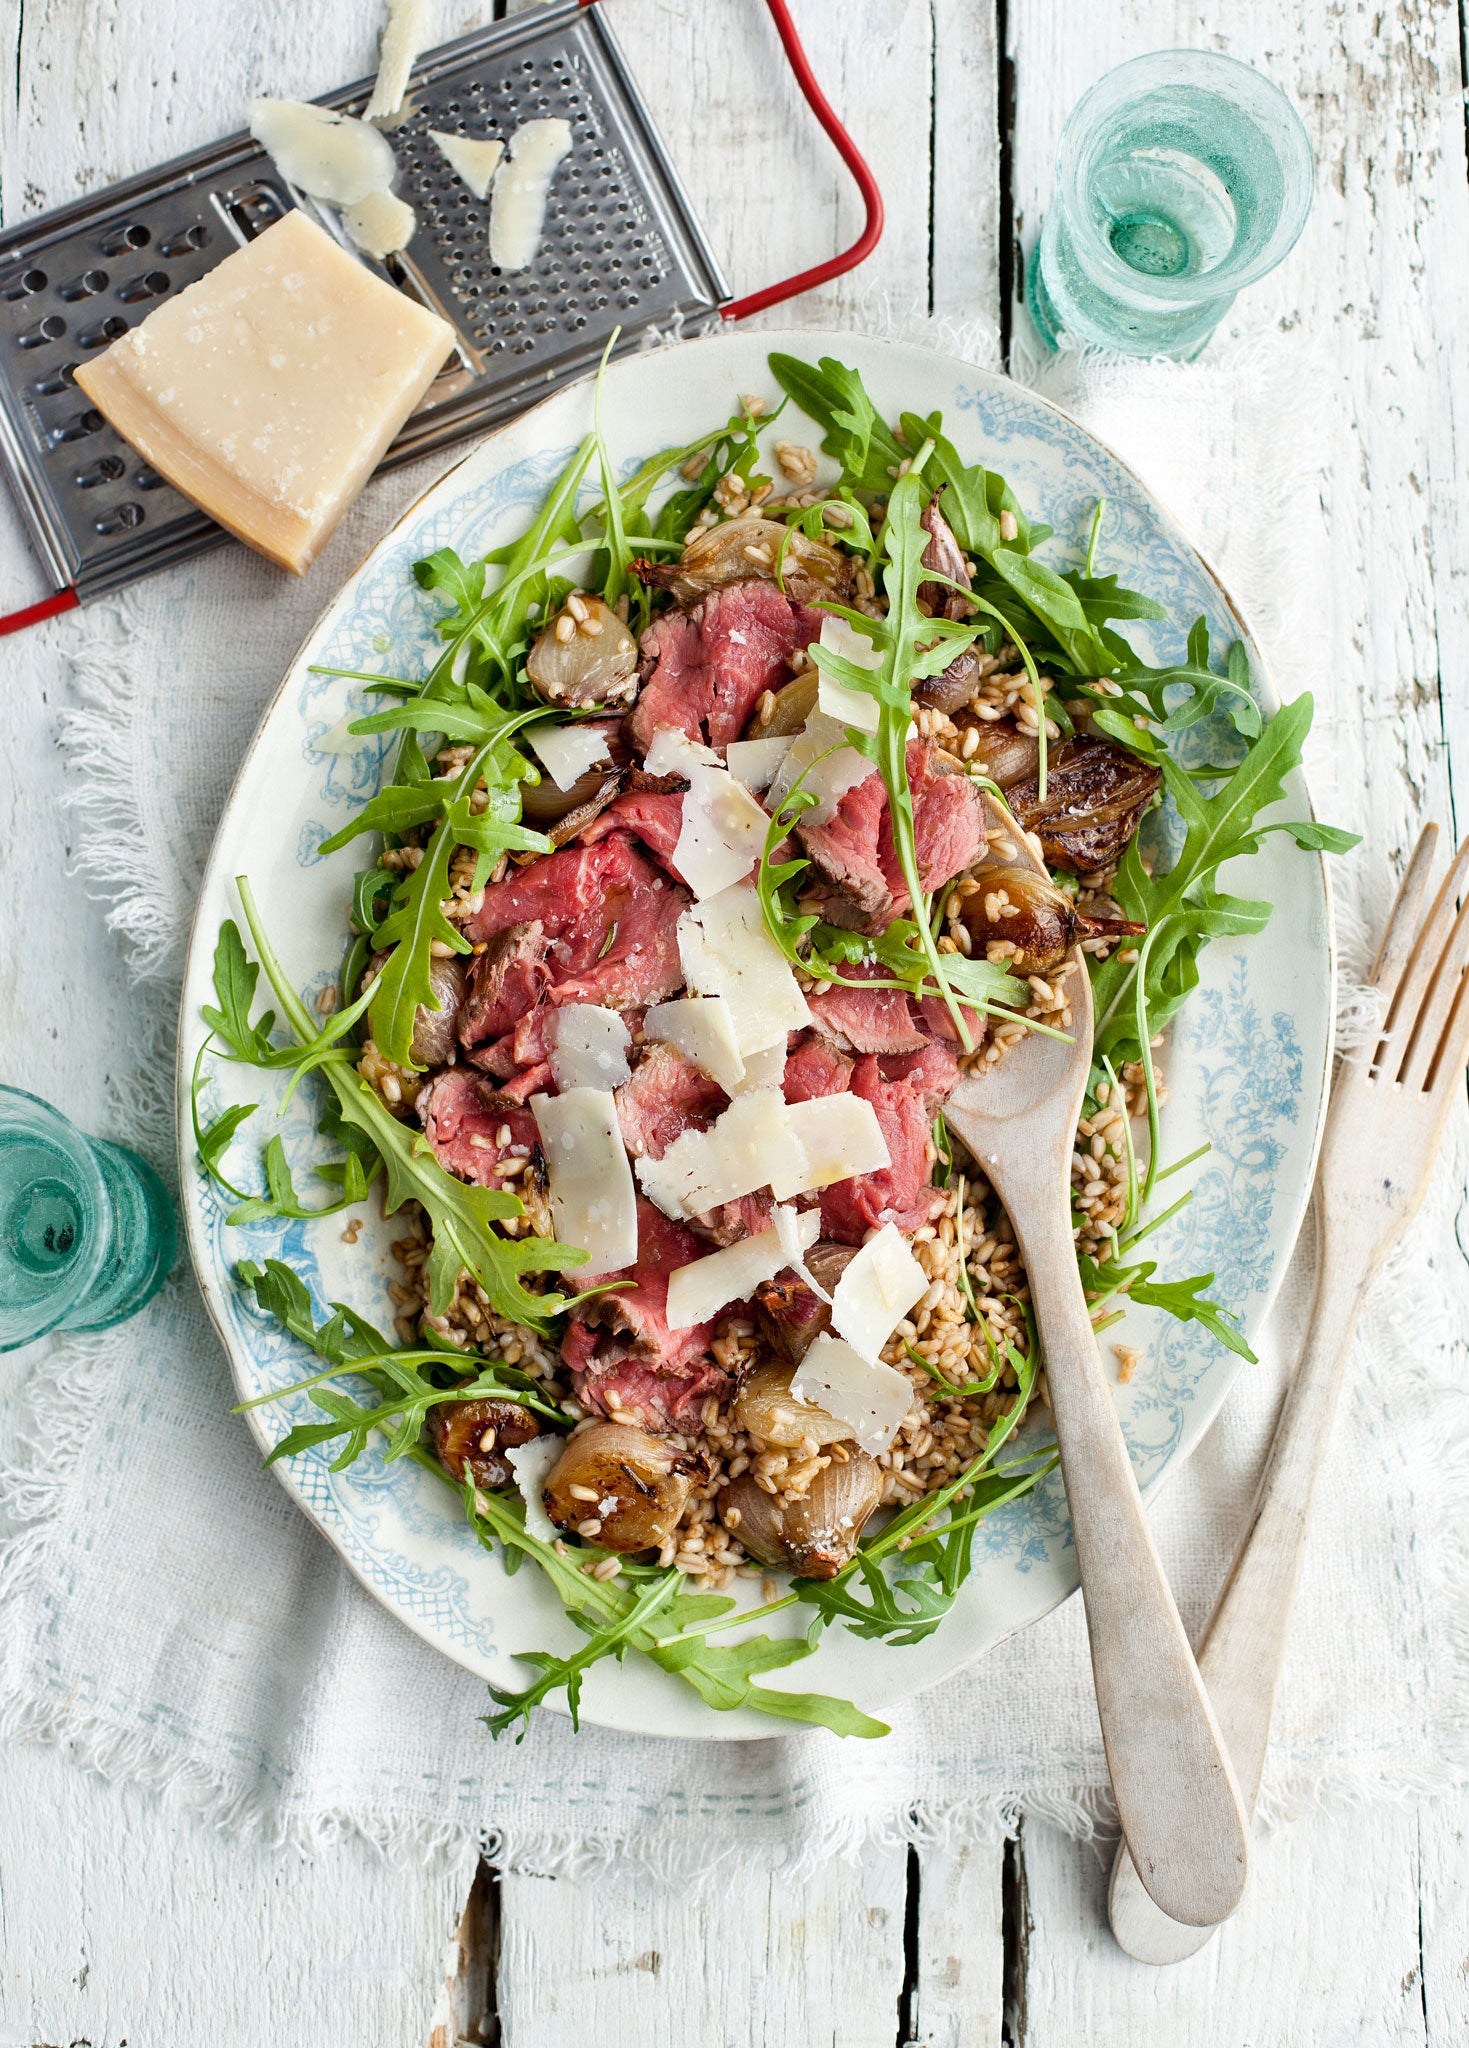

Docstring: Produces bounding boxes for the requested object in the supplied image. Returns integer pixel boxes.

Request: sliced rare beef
[417,1068,539,1186]
[615,1041,727,1160]
[690,1189,777,1249]
[805,962,927,1055]
[753,1241,859,1363]
[458,920,550,1050]
[426,1397,542,1490]
[1007,734,1162,875]
[782,1033,855,1103]
[819,1055,943,1243]
[628,580,824,753]
[462,833,688,1039]
[561,1198,728,1431]
[579,785,686,872]
[798,740,984,930]
[878,1038,960,1108]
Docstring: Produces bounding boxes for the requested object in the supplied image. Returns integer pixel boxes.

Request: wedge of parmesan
[340,189,416,259]
[665,1208,820,1331]
[777,1094,891,1196]
[430,130,506,201]
[489,118,573,272]
[766,708,874,826]
[248,99,397,205]
[546,1006,631,1093]
[677,885,811,1057]
[526,722,613,791]
[73,212,455,576]
[364,0,432,121]
[829,1224,927,1364]
[530,1087,637,1277]
[643,995,746,1093]
[636,1090,806,1222]
[506,1435,562,1546]
[725,734,793,792]
[792,1333,913,1454]
[815,614,882,733]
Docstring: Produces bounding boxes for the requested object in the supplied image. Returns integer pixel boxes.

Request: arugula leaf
[201,921,275,1062]
[485,1574,678,1738]
[768,352,907,493]
[413,548,487,636]
[1076,1250,1254,1363]
[224,1131,374,1226]
[364,822,468,1070]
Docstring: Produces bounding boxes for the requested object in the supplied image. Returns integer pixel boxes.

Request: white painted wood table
[2,0,1467,2041]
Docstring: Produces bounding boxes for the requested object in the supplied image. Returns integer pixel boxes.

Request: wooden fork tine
[1402,869,1469,1089]
[1422,888,1469,1096]
[1380,832,1469,1061]
[1370,823,1439,996]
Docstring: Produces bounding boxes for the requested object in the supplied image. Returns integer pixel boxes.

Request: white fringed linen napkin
[1,328,1464,1874]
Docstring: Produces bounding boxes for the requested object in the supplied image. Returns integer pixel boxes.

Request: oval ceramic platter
[177,329,1333,1740]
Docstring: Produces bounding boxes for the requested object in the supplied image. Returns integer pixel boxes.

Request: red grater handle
[718,0,885,320]
[0,586,80,635]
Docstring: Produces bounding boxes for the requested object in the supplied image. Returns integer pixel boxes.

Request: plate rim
[174,325,1336,1738]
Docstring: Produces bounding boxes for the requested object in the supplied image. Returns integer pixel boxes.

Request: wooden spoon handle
[1022,1201,1250,1928]
[1109,1211,1373,1959]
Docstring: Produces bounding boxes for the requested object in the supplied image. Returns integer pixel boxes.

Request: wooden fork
[1109,823,1469,1962]
[945,797,1250,1930]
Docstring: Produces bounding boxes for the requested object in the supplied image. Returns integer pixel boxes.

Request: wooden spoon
[943,796,1250,1928]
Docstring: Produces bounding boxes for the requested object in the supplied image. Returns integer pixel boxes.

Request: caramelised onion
[753,1244,858,1364]
[526,596,638,708]
[426,1395,542,1490]
[1006,733,1162,875]
[959,793,1145,974]
[917,490,973,620]
[733,1359,850,1448]
[718,1453,883,1579]
[399,953,465,1068]
[955,716,1041,788]
[757,666,820,739]
[641,517,854,608]
[542,1422,699,1553]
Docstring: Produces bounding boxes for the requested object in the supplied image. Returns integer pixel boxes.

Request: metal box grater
[0,0,730,607]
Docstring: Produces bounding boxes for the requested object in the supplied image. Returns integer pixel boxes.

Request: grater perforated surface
[0,0,727,602]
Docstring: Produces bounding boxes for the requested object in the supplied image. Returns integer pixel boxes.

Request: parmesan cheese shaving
[774,1201,832,1304]
[546,1006,631,1093]
[725,734,793,792]
[248,99,398,206]
[529,1088,637,1277]
[364,0,432,121]
[643,996,746,1093]
[816,614,882,733]
[677,885,811,1056]
[340,189,416,259]
[526,722,612,792]
[635,1090,806,1222]
[665,1208,819,1331]
[730,1039,787,1095]
[672,760,770,898]
[429,130,505,199]
[644,726,719,776]
[775,1094,891,1195]
[489,118,573,272]
[766,709,874,826]
[791,1333,913,1454]
[829,1223,927,1364]
[505,1435,563,1546]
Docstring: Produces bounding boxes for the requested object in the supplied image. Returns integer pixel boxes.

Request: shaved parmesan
[766,709,874,826]
[665,1207,820,1331]
[643,995,745,1093]
[774,1201,832,1304]
[364,0,432,121]
[430,130,505,200]
[636,1090,806,1222]
[725,735,792,792]
[506,1435,562,1545]
[489,118,573,272]
[731,1040,787,1095]
[816,614,882,733]
[527,722,612,791]
[644,726,719,776]
[546,1006,631,1092]
[340,189,416,259]
[530,1088,637,1277]
[792,1333,913,1453]
[249,99,397,206]
[643,728,772,897]
[777,1094,891,1195]
[678,885,811,1056]
[829,1223,927,1363]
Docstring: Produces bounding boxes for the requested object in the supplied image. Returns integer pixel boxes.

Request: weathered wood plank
[1018,1805,1430,2045]
[908,1841,1005,2048]
[1419,1792,1469,2047]
[495,1848,911,2048]
[0,1739,473,2048]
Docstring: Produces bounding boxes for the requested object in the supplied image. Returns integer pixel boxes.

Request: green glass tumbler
[0,1084,176,1351]
[1028,49,1314,359]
